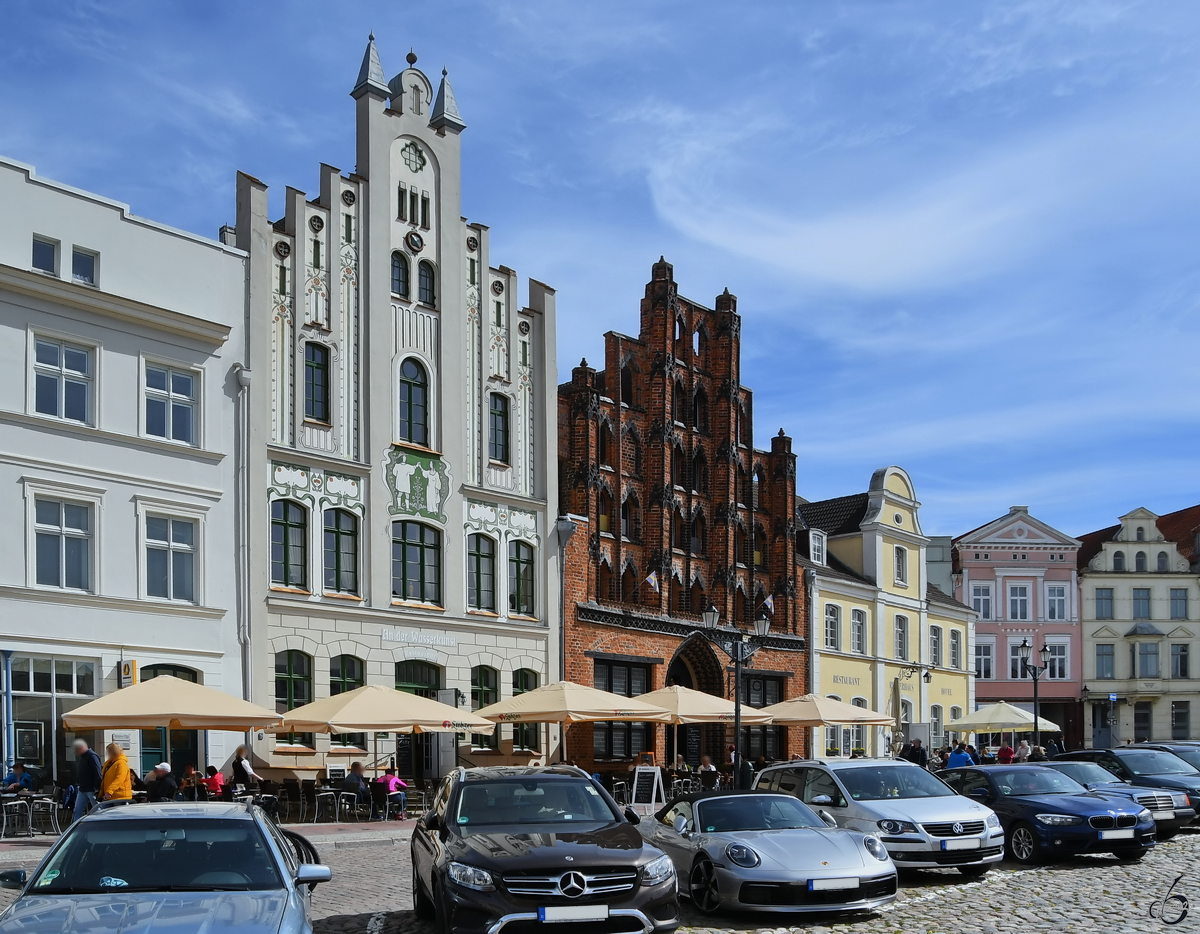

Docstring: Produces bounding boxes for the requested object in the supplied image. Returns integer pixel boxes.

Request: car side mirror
[819,811,838,828]
[295,864,332,886]
[969,787,991,800]
[422,810,441,831]
[0,869,26,890]
[811,794,833,806]
[672,814,689,834]
[623,807,641,825]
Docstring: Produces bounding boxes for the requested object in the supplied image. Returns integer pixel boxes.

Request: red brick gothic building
[558,258,809,772]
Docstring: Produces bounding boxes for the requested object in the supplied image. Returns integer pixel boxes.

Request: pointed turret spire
[430,67,467,132]
[351,33,390,99]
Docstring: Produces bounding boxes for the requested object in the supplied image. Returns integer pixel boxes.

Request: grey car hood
[0,891,291,934]
[709,828,869,871]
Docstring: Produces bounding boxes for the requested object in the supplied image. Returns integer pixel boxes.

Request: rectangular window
[145,364,196,444]
[1133,588,1151,620]
[471,666,498,750]
[420,194,430,229]
[34,498,90,590]
[975,643,994,679]
[929,626,943,667]
[1010,643,1030,680]
[32,238,56,273]
[343,213,353,244]
[277,263,287,294]
[1045,643,1067,679]
[894,615,908,661]
[391,521,441,605]
[810,530,826,566]
[824,604,840,650]
[593,661,650,759]
[1171,589,1188,620]
[34,338,90,424]
[397,183,407,221]
[72,249,95,284]
[972,584,992,620]
[894,546,908,585]
[271,500,308,589]
[494,300,503,328]
[851,609,866,654]
[311,238,321,271]
[1172,644,1189,680]
[145,515,195,602]
[1172,701,1190,740]
[323,509,358,595]
[508,540,536,616]
[1009,585,1029,620]
[304,343,330,423]
[949,630,962,669]
[410,190,419,224]
[1095,643,1115,679]
[467,534,496,611]
[488,393,510,464]
[1047,585,1067,620]
[520,341,528,366]
[469,258,477,286]
[1138,642,1160,679]
[1095,587,1114,620]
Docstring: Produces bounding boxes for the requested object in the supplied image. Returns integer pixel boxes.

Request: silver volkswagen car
[756,759,1005,875]
[0,801,331,934]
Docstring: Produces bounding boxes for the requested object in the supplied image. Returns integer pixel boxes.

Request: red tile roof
[1077,503,1200,569]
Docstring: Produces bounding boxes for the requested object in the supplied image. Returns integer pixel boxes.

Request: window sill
[0,584,225,619]
[273,745,317,754]
[390,600,444,611]
[328,747,368,755]
[0,409,225,462]
[470,748,502,755]
[600,532,614,540]
[393,440,442,457]
[488,460,511,469]
[468,609,501,618]
[271,586,312,596]
[323,592,363,602]
[509,613,539,623]
[302,419,333,429]
[600,464,615,472]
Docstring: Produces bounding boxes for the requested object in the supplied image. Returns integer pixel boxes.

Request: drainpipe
[233,365,253,737]
[554,517,578,760]
[2,651,12,770]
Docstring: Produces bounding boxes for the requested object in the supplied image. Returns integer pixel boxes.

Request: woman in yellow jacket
[99,743,132,802]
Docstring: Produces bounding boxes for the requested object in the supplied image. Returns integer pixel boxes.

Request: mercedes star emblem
[952,821,964,835]
[558,871,586,898]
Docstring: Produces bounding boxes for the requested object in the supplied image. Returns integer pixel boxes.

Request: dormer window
[810,530,827,567]
[1136,526,1146,541]
[1113,550,1126,572]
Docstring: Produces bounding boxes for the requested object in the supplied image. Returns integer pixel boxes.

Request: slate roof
[927,582,972,612]
[1077,503,1200,570]
[796,552,872,587]
[1125,622,1164,637]
[798,493,869,536]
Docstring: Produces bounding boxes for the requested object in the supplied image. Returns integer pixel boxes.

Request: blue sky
[3,1,1199,538]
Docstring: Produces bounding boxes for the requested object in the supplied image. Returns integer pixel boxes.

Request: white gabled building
[231,37,561,781]
[0,156,249,782]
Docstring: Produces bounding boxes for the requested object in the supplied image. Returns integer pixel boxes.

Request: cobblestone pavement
[3,829,1199,933]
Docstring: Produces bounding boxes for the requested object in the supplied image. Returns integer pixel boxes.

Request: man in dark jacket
[73,739,103,823]
[146,763,179,802]
[343,761,373,817]
[900,739,929,768]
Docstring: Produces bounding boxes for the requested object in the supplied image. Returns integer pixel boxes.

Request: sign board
[1109,693,1118,703]
[685,727,701,766]
[120,661,138,688]
[629,766,666,818]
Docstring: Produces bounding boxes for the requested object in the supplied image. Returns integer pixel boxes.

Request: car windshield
[28,819,283,894]
[838,766,954,801]
[455,779,616,828]
[992,769,1087,796]
[1153,748,1200,771]
[695,795,822,832]
[1119,751,1198,776]
[1048,762,1120,786]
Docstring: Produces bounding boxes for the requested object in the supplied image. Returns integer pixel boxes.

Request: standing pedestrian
[99,743,132,803]
[946,744,974,768]
[72,739,103,822]
[1015,740,1031,762]
[1029,745,1048,762]
[231,745,263,789]
[966,744,981,764]
[900,738,930,768]
[1045,738,1061,758]
[997,741,1015,764]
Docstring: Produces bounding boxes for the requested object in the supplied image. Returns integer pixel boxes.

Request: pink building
[953,506,1084,750]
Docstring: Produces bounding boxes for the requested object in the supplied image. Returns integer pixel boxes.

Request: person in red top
[997,743,1015,764]
[201,766,225,795]
[375,768,408,819]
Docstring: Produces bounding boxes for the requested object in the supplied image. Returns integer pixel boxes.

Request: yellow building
[798,467,975,756]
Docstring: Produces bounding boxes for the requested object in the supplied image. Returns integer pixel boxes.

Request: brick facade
[558,258,809,773]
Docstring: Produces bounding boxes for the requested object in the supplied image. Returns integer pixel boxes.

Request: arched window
[739,403,751,446]
[471,666,498,749]
[467,533,496,611]
[142,664,198,682]
[692,328,702,360]
[323,508,358,594]
[330,654,366,748]
[894,546,909,584]
[1113,550,1126,572]
[692,388,708,433]
[626,433,642,476]
[391,521,441,604]
[398,358,429,445]
[674,316,686,345]
[304,343,330,423]
[418,260,436,305]
[271,499,307,588]
[669,574,684,614]
[1136,551,1147,572]
[737,464,748,505]
[598,422,613,467]
[734,587,747,624]
[752,466,766,510]
[1136,526,1146,542]
[621,565,639,603]
[620,365,634,405]
[509,540,535,616]
[513,669,539,750]
[825,604,841,650]
[1158,551,1170,572]
[672,445,687,488]
[598,490,614,534]
[735,525,749,566]
[673,508,687,550]
[672,380,686,423]
[690,512,706,555]
[689,578,707,613]
[395,660,440,697]
[275,650,313,747]
[691,452,707,495]
[621,494,640,541]
[754,523,767,570]
[390,251,410,297]
[598,561,614,601]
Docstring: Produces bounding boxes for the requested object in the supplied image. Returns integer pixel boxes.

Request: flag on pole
[645,571,660,593]
[761,594,775,614]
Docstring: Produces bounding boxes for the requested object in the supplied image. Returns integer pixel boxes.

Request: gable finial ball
[407,49,418,66]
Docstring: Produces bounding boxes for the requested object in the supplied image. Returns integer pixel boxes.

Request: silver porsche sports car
[640,790,897,915]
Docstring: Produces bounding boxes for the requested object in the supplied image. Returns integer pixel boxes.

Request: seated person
[2,762,32,792]
[146,763,179,802]
[375,768,408,819]
[178,763,201,800]
[342,761,371,814]
[201,766,225,795]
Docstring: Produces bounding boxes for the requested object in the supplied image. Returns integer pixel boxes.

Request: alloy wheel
[689,858,721,913]
[1010,825,1037,863]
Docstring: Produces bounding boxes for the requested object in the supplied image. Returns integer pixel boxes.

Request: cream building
[799,467,975,756]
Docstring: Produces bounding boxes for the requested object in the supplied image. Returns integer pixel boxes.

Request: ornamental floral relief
[465,498,539,547]
[269,462,364,514]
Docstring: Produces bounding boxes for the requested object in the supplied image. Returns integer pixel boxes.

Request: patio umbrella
[947,701,1059,733]
[758,693,894,727]
[472,680,672,762]
[637,685,771,765]
[269,684,495,735]
[61,675,280,732]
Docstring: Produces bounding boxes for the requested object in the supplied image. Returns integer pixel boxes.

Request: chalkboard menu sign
[685,727,701,766]
[630,766,665,817]
[396,733,414,778]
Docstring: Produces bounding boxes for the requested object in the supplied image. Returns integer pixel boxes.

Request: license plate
[1099,828,1135,840]
[539,906,609,923]
[809,877,860,891]
[1152,810,1175,821]
[941,838,981,851]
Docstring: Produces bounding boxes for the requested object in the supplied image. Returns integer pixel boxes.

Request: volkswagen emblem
[952,821,964,835]
[558,871,586,898]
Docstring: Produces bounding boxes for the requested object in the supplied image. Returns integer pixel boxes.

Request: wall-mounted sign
[120,661,138,688]
[381,628,457,648]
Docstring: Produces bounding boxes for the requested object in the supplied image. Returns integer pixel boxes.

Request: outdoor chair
[281,780,302,822]
[30,788,61,835]
[1,797,32,838]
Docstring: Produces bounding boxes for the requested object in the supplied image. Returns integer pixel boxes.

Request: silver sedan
[640,791,897,916]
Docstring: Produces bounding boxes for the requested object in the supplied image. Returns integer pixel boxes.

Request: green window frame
[330,654,365,748]
[509,540,535,616]
[471,665,498,749]
[467,534,496,611]
[392,521,441,604]
[395,660,441,698]
[418,260,436,305]
[398,358,429,446]
[323,509,358,594]
[489,393,510,464]
[271,500,307,589]
[304,343,330,423]
[275,650,314,747]
[513,669,539,750]
[391,251,409,298]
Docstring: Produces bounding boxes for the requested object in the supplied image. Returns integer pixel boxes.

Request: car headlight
[877,819,918,835]
[1138,809,1153,823]
[863,835,890,861]
[447,861,494,892]
[1172,794,1190,808]
[642,854,676,886]
[1034,813,1082,826]
[725,843,760,868]
[985,813,1001,829]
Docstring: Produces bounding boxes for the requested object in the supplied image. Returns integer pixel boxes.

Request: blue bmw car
[940,765,1155,864]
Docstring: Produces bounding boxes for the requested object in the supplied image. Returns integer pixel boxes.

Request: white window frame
[809,529,827,566]
[134,496,208,605]
[823,603,841,650]
[949,629,962,669]
[1046,583,1068,621]
[1045,640,1069,680]
[140,356,202,447]
[930,704,944,747]
[894,546,908,586]
[894,614,909,661]
[27,329,100,427]
[1009,640,1032,680]
[1008,584,1029,621]
[971,583,992,620]
[71,246,99,286]
[929,625,943,667]
[975,641,994,680]
[22,478,104,593]
[851,609,867,654]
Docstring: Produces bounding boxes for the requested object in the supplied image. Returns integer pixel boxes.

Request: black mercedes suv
[410,766,680,934]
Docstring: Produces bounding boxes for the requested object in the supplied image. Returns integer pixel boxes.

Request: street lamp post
[1017,638,1053,748]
